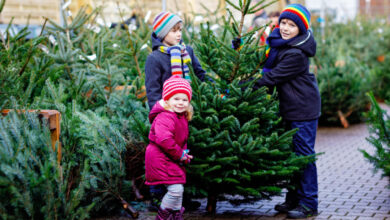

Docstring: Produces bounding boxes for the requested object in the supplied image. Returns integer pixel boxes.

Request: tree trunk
[206,194,217,213]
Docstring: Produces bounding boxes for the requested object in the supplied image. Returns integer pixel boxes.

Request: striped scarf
[159,43,192,82]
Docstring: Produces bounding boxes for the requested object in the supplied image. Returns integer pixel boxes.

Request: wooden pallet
[1,109,61,163]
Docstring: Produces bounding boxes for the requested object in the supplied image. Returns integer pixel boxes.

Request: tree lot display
[1,0,313,215]
[312,18,390,127]
[1,0,390,217]
[0,5,150,218]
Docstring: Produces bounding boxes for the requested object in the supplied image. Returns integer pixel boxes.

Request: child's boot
[155,207,173,220]
[173,207,185,220]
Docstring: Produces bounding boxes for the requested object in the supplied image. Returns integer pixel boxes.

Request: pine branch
[17,19,48,76]
[116,2,142,77]
[0,0,5,14]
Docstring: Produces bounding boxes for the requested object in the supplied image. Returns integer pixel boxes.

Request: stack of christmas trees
[0,0,316,217]
[0,4,149,218]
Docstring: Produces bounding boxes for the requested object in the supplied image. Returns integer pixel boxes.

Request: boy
[145,11,206,110]
[254,4,321,219]
[145,11,205,212]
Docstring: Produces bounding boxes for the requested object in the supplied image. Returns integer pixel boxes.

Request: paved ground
[136,105,390,220]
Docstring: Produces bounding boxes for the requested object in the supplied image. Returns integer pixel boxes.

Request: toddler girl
[145,75,193,220]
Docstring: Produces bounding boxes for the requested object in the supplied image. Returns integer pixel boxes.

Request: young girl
[145,75,193,220]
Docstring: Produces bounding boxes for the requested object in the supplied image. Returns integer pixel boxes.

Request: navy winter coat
[145,33,206,109]
[256,30,321,121]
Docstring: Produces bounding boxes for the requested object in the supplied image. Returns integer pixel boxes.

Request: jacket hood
[149,101,167,123]
[288,30,317,57]
[151,33,165,51]
[149,101,185,123]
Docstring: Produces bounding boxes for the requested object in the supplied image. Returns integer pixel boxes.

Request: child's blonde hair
[163,102,193,121]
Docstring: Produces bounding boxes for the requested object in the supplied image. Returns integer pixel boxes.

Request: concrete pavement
[138,115,390,219]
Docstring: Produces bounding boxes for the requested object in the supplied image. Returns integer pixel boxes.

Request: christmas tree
[312,21,372,128]
[361,92,390,180]
[186,0,313,211]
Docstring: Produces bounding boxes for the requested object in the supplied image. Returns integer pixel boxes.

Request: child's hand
[184,154,193,164]
[180,149,193,164]
[231,37,243,50]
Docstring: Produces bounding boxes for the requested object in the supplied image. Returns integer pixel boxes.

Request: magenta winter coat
[145,101,188,185]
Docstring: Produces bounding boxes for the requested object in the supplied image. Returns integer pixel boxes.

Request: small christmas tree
[361,92,390,180]
[316,57,371,128]
[186,0,312,211]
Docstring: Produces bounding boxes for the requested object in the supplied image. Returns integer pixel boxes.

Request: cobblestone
[136,106,390,220]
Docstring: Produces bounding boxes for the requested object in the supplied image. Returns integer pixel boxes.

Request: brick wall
[359,0,390,17]
[0,0,60,25]
[0,0,308,26]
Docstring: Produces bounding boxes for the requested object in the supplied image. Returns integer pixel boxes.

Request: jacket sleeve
[153,113,184,161]
[145,54,163,110]
[187,46,206,82]
[257,51,306,87]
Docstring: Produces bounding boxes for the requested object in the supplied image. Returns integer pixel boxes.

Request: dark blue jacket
[145,33,206,109]
[257,30,321,121]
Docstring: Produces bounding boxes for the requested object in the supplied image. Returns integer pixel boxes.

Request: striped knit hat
[162,75,192,101]
[153,12,182,40]
[279,4,311,34]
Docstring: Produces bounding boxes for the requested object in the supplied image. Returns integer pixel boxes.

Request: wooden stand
[1,109,61,163]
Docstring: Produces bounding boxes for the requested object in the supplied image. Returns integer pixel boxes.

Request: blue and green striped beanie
[153,12,182,40]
